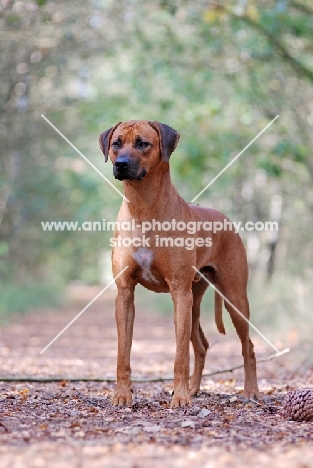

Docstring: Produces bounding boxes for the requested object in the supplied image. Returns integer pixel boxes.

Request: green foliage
[1,0,313,288]
[0,281,63,322]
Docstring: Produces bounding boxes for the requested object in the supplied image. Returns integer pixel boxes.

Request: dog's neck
[120,163,182,220]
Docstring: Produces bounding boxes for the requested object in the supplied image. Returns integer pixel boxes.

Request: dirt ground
[0,286,312,468]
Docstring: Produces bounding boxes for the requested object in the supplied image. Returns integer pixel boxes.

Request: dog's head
[99,120,180,181]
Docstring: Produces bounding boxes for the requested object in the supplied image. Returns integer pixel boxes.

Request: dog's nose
[115,156,130,171]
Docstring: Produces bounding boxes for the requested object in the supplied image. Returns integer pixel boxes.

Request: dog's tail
[214,290,225,334]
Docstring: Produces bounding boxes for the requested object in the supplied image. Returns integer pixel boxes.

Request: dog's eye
[112,141,120,150]
[138,141,149,149]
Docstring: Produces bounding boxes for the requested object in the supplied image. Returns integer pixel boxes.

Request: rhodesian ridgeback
[99,120,259,408]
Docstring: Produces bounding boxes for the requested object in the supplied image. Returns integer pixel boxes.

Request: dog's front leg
[170,286,193,408]
[113,282,135,407]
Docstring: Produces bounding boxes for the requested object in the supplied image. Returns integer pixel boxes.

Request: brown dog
[99,120,259,408]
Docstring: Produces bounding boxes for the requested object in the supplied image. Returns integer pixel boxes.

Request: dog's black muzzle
[114,155,147,181]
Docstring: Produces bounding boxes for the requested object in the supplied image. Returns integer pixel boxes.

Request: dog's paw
[112,388,133,407]
[189,377,200,397]
[243,386,260,400]
[170,390,191,408]
[189,384,200,397]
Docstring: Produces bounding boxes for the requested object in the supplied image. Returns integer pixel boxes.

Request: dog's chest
[132,247,169,292]
[133,248,157,282]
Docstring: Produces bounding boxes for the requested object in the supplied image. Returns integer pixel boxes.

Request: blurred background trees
[1,0,313,314]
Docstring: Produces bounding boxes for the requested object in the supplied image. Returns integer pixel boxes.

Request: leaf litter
[0,294,312,467]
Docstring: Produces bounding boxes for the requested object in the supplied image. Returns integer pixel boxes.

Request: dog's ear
[149,121,180,162]
[99,122,122,162]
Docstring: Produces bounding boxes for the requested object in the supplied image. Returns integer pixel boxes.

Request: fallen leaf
[198,408,210,418]
[142,425,161,433]
[181,420,195,428]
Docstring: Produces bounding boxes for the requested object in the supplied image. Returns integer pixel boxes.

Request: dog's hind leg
[218,274,259,400]
[189,278,209,396]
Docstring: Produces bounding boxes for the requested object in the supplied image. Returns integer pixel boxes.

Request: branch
[0,348,290,383]
[290,0,313,16]
[235,14,313,82]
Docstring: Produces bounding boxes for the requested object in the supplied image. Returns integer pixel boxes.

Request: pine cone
[282,388,313,422]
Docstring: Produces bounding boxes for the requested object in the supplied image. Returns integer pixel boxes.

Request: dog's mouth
[114,168,147,181]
